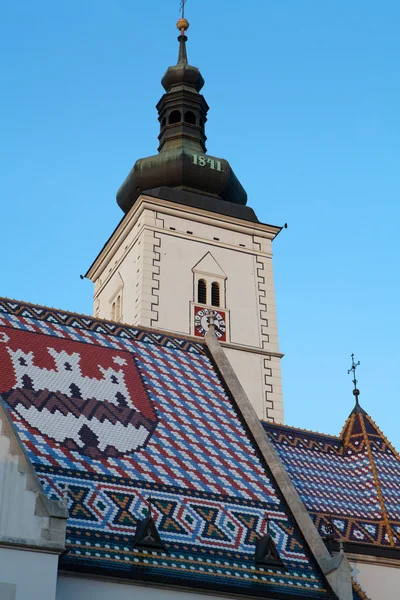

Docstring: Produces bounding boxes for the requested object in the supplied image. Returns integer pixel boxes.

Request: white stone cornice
[86,194,280,282]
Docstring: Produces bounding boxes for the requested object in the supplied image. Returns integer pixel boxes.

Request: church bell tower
[86,18,284,423]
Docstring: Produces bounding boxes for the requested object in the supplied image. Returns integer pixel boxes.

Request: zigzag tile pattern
[0,298,204,355]
[0,298,335,599]
[264,418,400,549]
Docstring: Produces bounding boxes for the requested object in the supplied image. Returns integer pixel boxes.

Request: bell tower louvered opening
[198,279,207,304]
[211,282,220,307]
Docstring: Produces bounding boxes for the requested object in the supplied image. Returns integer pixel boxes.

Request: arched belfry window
[198,279,207,304]
[185,111,196,125]
[169,110,181,124]
[211,282,220,307]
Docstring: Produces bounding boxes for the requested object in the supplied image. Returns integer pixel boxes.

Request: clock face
[193,306,227,341]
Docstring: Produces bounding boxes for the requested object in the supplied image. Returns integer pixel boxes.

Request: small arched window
[198,279,207,304]
[169,110,181,124]
[185,111,196,124]
[211,282,220,307]
[116,295,121,320]
[111,302,116,320]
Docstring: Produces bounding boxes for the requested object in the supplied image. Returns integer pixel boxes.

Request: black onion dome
[161,63,204,93]
[116,29,247,214]
[161,35,204,92]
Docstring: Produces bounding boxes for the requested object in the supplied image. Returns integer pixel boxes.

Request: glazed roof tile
[263,409,400,552]
[0,298,336,599]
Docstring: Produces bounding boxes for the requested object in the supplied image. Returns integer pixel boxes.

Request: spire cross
[179,0,187,18]
[347,353,361,401]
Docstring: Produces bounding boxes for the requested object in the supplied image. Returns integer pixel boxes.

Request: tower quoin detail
[86,19,284,423]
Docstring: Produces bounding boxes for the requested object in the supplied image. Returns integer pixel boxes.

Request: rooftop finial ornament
[176,1,189,65]
[347,353,361,403]
[178,0,189,35]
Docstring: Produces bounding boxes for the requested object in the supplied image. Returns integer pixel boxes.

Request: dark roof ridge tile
[262,420,341,441]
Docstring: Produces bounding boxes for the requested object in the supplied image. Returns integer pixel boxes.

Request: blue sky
[1,2,399,446]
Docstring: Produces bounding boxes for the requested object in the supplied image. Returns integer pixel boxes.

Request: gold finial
[177,17,189,35]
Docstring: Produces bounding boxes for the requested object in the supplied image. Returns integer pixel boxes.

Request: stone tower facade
[86,21,284,423]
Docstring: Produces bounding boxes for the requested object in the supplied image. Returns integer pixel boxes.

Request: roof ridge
[262,420,341,440]
[364,411,400,458]
[357,411,396,547]
[352,579,371,600]
[342,412,356,446]
[0,295,97,320]
[0,296,204,345]
[339,413,351,439]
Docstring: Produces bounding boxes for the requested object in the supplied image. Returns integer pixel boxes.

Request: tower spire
[116,13,247,214]
[347,353,361,406]
[177,16,189,65]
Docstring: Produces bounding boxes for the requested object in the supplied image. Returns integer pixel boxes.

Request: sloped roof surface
[0,298,335,599]
[263,404,400,551]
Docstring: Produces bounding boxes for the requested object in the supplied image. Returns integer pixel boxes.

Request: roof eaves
[352,579,371,600]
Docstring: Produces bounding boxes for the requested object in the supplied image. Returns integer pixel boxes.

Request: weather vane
[180,0,187,18]
[347,353,360,401]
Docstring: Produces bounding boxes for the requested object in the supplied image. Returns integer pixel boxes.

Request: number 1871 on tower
[192,154,223,172]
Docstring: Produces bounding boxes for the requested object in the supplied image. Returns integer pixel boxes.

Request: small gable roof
[0,297,337,599]
[263,400,400,555]
[192,252,226,278]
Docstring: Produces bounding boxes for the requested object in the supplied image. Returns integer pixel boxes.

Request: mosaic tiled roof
[0,298,336,599]
[263,402,400,553]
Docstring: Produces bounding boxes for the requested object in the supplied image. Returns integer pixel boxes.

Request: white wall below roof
[56,576,237,600]
[224,347,264,418]
[351,559,400,600]
[0,547,58,600]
